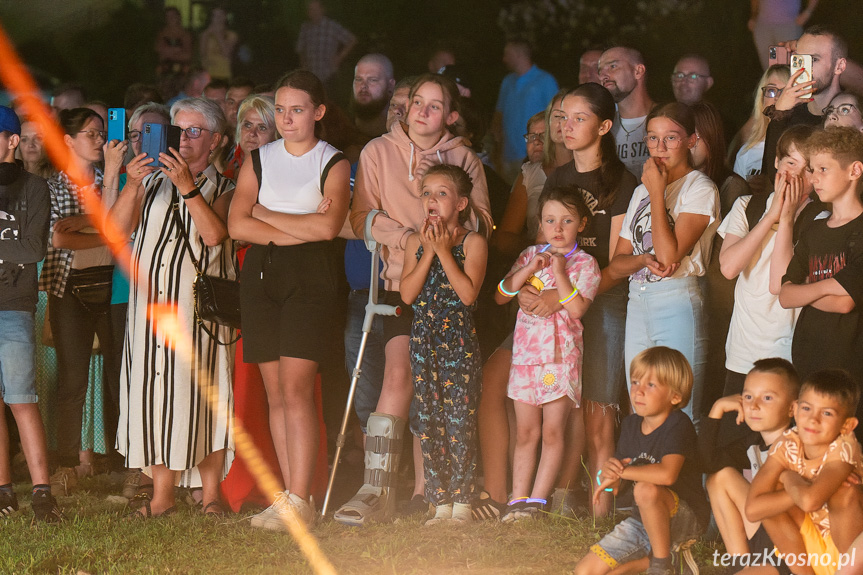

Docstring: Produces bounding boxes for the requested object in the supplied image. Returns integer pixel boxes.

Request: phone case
[791,54,813,90]
[107,108,125,143]
[142,123,181,168]
[768,45,789,67]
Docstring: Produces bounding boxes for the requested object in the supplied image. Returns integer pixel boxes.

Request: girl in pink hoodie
[337,74,492,524]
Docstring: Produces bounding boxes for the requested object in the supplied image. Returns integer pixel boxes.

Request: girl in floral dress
[400,164,488,526]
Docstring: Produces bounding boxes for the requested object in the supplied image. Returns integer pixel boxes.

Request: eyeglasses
[128,130,142,143]
[761,87,783,99]
[643,134,684,149]
[523,132,544,143]
[178,126,214,139]
[671,72,709,82]
[241,121,272,134]
[77,130,106,141]
[822,103,859,116]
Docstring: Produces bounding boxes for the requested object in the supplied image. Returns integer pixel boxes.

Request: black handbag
[171,191,240,345]
[69,265,114,313]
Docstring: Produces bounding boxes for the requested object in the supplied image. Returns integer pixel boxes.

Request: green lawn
[0,476,726,575]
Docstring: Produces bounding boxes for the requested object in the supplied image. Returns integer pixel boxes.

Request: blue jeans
[582,282,628,405]
[344,289,386,431]
[0,311,37,404]
[625,277,706,426]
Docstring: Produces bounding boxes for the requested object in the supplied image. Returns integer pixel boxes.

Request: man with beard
[598,46,656,178]
[351,54,396,141]
[760,26,847,179]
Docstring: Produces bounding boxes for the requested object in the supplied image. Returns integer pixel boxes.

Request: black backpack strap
[251,147,263,202]
[744,193,769,232]
[320,152,346,192]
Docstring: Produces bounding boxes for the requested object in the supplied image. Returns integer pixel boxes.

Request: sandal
[472,491,505,521]
[202,501,227,516]
[124,500,176,521]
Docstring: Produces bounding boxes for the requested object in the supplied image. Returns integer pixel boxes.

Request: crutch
[321,209,400,517]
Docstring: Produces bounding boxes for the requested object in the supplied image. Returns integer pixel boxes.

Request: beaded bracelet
[498,279,518,298]
[558,287,579,305]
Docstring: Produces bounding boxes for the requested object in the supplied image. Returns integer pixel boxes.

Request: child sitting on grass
[699,358,799,574]
[573,346,708,575]
[746,369,863,575]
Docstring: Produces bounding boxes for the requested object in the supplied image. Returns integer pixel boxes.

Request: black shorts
[381,289,413,343]
[240,241,339,364]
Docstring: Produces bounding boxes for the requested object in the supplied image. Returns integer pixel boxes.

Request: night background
[1,0,862,134]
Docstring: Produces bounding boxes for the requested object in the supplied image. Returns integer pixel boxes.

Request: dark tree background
[2,0,862,135]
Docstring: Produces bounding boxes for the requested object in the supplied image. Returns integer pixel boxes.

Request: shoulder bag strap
[320,151,346,192]
[251,147,263,202]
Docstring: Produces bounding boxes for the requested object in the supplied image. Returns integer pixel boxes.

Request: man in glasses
[670,54,714,106]
[760,26,847,179]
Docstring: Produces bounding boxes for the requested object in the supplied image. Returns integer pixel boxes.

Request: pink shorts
[508,362,581,407]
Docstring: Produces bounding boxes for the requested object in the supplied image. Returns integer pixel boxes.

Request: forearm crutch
[321,210,400,517]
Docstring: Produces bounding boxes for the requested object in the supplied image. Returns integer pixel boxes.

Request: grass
[0,476,727,575]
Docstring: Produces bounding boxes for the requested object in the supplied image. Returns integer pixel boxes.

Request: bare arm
[251,159,351,242]
[550,254,592,320]
[399,232,433,305]
[779,278,854,310]
[620,454,685,486]
[781,460,852,513]
[746,455,796,522]
[226,158,302,246]
[492,174,528,256]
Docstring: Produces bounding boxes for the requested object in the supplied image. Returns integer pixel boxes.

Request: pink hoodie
[350,122,493,291]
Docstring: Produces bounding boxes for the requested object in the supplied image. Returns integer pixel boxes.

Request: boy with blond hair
[700,358,799,574]
[574,347,708,575]
[776,127,863,432]
[747,369,863,575]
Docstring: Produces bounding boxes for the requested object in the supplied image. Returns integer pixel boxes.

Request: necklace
[616,113,646,142]
[540,242,579,258]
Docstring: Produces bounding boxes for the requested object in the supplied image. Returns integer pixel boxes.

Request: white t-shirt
[612,112,649,178]
[733,141,765,181]
[257,139,340,214]
[717,193,799,373]
[620,170,719,283]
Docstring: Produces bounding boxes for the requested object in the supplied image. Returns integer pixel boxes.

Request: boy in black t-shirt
[573,347,708,575]
[778,127,863,435]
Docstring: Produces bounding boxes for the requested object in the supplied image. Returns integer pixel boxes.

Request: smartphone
[768,45,790,67]
[791,54,814,98]
[107,108,125,143]
[141,123,181,168]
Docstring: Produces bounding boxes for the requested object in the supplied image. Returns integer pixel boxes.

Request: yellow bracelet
[498,280,518,298]
[559,287,578,305]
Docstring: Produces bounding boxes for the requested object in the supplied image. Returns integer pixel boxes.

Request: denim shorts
[0,311,38,404]
[590,491,702,569]
[582,282,628,405]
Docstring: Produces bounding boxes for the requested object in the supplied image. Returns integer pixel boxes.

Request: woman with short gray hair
[110,96,236,518]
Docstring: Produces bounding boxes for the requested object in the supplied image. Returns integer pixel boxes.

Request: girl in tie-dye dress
[495,186,600,521]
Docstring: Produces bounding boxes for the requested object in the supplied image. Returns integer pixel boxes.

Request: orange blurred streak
[0,19,337,575]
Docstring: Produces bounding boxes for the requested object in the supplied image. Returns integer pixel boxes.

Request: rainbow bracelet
[498,279,519,298]
[558,286,579,305]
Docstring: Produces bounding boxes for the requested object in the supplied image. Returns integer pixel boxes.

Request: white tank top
[257,139,341,214]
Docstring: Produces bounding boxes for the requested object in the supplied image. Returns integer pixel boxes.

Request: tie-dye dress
[507,244,601,407]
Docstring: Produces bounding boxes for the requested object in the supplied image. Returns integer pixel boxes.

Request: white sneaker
[424,503,453,526]
[275,493,317,527]
[450,502,473,523]
[250,491,291,530]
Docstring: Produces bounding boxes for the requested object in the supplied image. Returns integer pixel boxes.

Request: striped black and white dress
[117,164,235,487]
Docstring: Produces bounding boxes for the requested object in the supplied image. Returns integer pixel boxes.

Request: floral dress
[507,244,601,407]
[410,235,481,505]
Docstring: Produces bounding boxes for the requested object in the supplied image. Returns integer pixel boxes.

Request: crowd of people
[2,3,863,574]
